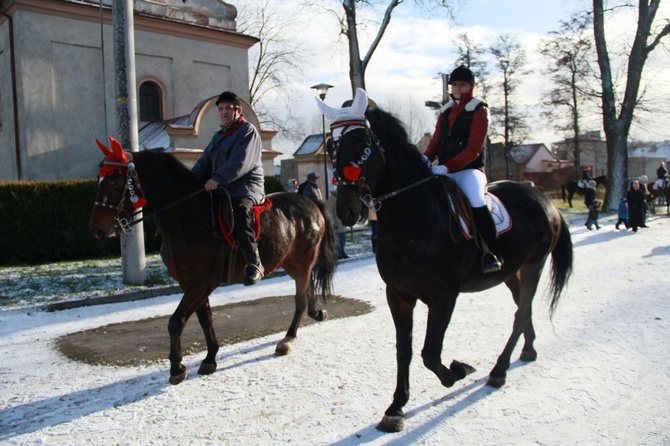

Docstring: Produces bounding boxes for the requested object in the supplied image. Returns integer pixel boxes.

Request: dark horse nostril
[92,229,106,240]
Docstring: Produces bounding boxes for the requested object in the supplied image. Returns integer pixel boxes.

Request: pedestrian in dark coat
[627,180,647,232]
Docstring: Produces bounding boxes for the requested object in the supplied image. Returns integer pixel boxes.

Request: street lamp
[311,83,334,200]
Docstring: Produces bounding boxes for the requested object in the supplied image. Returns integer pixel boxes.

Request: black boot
[471,206,503,274]
[243,249,264,286]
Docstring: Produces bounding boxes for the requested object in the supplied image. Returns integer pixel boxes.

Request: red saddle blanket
[217,198,273,246]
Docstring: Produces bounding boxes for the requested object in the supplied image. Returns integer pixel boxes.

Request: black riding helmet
[448,65,476,84]
[215,91,241,106]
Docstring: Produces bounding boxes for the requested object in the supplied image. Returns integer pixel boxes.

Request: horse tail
[548,215,573,317]
[312,199,338,303]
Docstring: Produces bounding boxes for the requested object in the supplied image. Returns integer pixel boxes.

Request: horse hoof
[169,369,188,385]
[198,362,217,375]
[487,375,506,388]
[519,350,537,362]
[450,359,476,379]
[318,310,328,321]
[377,415,404,433]
[275,339,293,356]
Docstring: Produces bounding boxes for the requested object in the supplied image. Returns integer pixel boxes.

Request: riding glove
[422,155,432,168]
[431,165,449,176]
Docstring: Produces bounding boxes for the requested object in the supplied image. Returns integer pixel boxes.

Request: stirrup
[482,251,502,274]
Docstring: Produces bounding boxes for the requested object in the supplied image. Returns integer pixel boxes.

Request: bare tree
[490,33,530,179]
[538,12,597,174]
[593,0,670,210]
[236,0,311,138]
[383,95,431,144]
[452,32,491,100]
[305,0,461,96]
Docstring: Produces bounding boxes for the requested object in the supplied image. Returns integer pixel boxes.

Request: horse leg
[488,271,541,388]
[421,296,476,389]
[377,289,416,433]
[504,276,538,362]
[167,283,215,385]
[195,299,219,376]
[307,282,327,322]
[275,274,310,356]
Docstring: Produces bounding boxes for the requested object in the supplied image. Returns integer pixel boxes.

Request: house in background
[0,0,279,181]
[629,141,670,180]
[553,131,608,177]
[280,133,331,197]
[509,143,574,189]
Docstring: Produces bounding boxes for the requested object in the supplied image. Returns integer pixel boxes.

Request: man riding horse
[655,161,668,190]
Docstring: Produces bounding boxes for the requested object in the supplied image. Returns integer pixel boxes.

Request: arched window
[139,81,162,121]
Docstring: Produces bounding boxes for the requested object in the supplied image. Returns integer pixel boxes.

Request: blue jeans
[337,232,347,258]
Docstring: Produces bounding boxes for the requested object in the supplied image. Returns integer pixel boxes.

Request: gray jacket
[191,117,264,204]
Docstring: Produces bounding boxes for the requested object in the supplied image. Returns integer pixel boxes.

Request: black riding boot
[232,197,265,286]
[471,206,503,274]
[243,248,264,286]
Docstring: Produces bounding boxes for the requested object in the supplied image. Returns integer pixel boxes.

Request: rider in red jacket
[423,65,502,274]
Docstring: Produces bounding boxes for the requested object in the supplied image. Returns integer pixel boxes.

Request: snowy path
[1,216,669,445]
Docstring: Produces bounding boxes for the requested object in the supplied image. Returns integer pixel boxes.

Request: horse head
[316,88,386,226]
[89,137,145,239]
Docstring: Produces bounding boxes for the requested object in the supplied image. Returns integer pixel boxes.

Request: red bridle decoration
[343,165,362,182]
[95,137,147,209]
[96,137,130,177]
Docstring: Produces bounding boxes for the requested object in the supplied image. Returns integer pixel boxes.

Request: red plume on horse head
[95,136,130,177]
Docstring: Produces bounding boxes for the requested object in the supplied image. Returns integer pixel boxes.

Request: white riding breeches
[445,169,488,208]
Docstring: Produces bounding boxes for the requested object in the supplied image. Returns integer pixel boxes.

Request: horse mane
[136,149,203,190]
[364,105,431,176]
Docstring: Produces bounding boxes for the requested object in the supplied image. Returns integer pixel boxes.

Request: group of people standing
[588,166,667,233]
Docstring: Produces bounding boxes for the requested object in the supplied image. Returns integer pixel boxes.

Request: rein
[121,188,205,233]
[95,157,205,234]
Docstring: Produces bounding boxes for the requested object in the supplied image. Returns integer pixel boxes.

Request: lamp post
[311,83,334,200]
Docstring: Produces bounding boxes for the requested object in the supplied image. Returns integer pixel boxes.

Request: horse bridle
[94,155,204,234]
[330,119,434,212]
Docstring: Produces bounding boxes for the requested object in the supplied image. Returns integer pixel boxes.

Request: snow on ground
[1,215,669,445]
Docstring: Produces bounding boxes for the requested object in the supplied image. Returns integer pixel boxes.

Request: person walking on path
[584,180,601,230]
[615,198,629,230]
[627,180,647,232]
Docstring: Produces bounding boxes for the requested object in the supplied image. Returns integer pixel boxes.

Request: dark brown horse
[317,89,573,432]
[561,175,607,207]
[89,137,338,384]
[646,181,670,214]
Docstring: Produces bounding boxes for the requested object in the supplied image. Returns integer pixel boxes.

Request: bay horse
[317,89,573,432]
[561,175,607,207]
[646,181,670,214]
[88,137,338,385]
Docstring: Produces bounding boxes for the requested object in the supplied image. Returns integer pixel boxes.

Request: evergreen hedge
[0,176,284,266]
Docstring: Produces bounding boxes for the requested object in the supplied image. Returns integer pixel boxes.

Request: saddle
[215,197,273,246]
[440,180,512,240]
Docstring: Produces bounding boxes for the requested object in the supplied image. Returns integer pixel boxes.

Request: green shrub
[0,176,283,266]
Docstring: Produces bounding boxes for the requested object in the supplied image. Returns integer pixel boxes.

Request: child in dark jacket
[615,198,629,230]
[586,199,601,230]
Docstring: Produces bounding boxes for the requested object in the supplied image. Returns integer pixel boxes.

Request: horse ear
[108,136,129,163]
[96,138,112,157]
[315,96,339,122]
[350,88,368,117]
